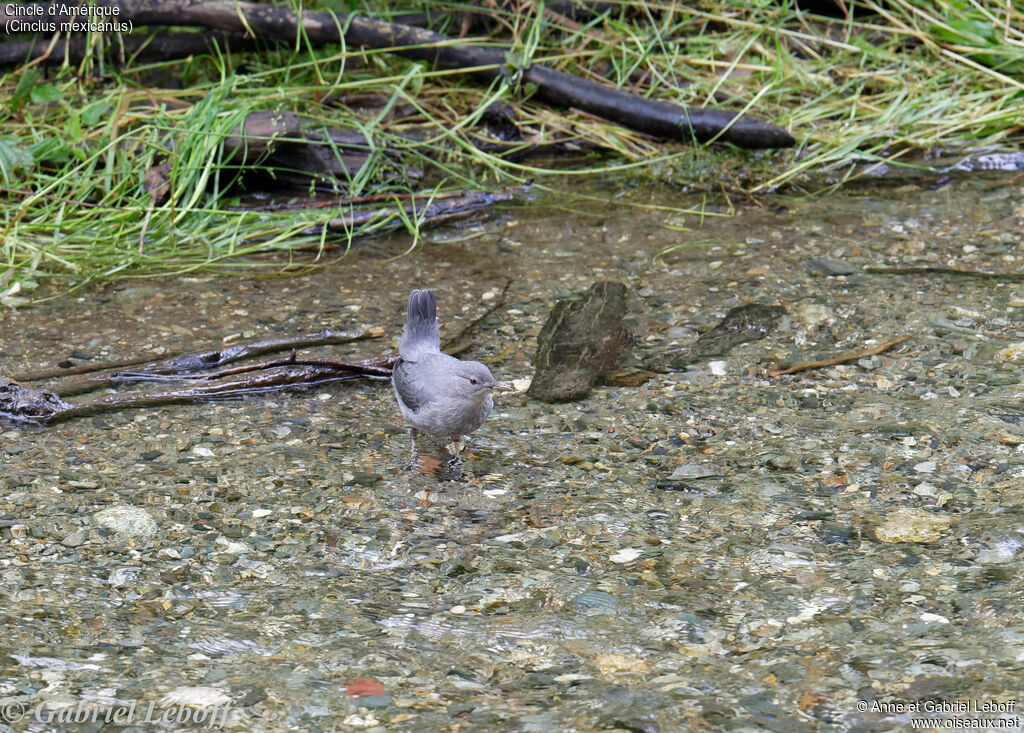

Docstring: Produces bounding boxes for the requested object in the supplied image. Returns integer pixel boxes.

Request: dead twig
[865,266,1024,282]
[14,354,168,382]
[767,333,913,377]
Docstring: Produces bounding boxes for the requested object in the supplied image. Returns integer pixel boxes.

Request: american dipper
[392,289,509,457]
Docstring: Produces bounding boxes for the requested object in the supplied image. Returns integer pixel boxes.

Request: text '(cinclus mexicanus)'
[392,289,510,458]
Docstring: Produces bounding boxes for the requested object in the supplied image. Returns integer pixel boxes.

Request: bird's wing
[393,358,429,412]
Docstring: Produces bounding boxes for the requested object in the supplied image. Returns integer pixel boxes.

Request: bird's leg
[409,428,419,462]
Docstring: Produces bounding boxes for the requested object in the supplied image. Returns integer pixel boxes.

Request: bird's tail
[399,289,440,358]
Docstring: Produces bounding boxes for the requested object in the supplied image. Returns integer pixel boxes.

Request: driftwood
[0,330,391,424]
[0,360,391,425]
[40,329,379,397]
[0,1,794,149]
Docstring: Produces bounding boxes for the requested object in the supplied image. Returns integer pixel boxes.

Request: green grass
[0,0,1021,303]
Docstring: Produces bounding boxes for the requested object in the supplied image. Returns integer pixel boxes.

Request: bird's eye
[469,377,479,385]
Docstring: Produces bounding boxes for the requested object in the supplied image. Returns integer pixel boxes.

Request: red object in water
[346,678,386,698]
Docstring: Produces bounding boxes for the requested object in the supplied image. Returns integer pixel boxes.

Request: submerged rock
[652,303,786,369]
[93,505,158,537]
[875,508,952,543]
[571,589,620,615]
[806,256,858,276]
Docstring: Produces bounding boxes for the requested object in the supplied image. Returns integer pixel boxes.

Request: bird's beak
[492,384,516,393]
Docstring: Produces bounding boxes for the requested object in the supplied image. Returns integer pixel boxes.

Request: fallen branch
[0,355,392,424]
[0,1,794,149]
[118,353,394,383]
[49,329,379,397]
[14,353,168,382]
[767,333,913,377]
[49,363,388,424]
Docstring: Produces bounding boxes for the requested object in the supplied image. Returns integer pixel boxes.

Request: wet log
[0,1,794,149]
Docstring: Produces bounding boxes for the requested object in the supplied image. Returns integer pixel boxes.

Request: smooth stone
[875,508,952,543]
[93,505,158,537]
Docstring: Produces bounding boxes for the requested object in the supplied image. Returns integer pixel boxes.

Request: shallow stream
[2,174,1024,731]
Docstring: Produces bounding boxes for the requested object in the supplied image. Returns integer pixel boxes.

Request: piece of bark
[528,281,632,402]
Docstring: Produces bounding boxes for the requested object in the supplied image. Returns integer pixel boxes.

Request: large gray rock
[528,281,632,402]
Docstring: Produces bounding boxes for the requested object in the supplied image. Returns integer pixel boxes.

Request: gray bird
[392,289,508,458]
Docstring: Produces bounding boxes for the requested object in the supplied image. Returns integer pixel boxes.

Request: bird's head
[455,360,511,398]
